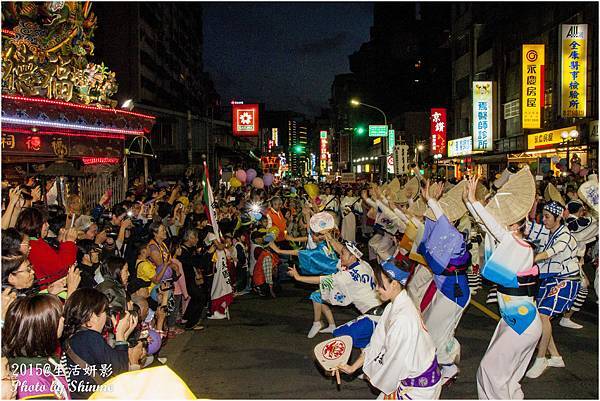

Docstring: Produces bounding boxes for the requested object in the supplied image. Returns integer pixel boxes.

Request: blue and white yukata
[527,222,580,317]
[418,199,471,378]
[317,260,383,348]
[467,202,542,400]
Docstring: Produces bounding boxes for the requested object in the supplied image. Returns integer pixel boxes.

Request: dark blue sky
[203,2,373,117]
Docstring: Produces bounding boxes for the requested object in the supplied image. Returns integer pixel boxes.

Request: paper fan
[485,166,536,226]
[544,183,565,206]
[404,177,420,200]
[424,180,468,222]
[578,174,599,215]
[314,336,353,372]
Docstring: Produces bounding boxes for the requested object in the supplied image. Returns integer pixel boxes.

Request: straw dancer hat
[407,197,428,217]
[578,174,599,215]
[544,182,565,206]
[485,165,536,226]
[424,180,470,222]
[384,178,409,205]
[404,177,420,200]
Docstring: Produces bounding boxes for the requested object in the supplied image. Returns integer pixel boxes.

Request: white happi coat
[363,290,441,399]
[319,260,381,314]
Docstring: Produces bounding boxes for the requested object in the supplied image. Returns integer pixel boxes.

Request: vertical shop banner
[430,108,447,155]
[560,24,587,118]
[233,104,259,136]
[522,44,545,129]
[320,130,328,174]
[472,82,494,151]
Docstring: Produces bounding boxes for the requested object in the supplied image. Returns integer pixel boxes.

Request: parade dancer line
[525,200,581,379]
[333,259,442,400]
[419,181,471,383]
[464,177,541,400]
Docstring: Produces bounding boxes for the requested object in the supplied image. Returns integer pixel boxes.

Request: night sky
[203,2,373,117]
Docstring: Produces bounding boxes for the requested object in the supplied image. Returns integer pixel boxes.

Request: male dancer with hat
[560,200,598,329]
[525,200,581,379]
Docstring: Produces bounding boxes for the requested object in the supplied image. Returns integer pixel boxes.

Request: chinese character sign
[320,131,328,161]
[522,44,545,129]
[430,108,447,155]
[472,81,494,151]
[447,136,473,157]
[233,104,259,136]
[561,24,587,118]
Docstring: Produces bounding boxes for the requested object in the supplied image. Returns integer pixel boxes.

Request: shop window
[503,100,520,119]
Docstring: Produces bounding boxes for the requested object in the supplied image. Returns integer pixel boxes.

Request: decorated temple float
[1,1,155,207]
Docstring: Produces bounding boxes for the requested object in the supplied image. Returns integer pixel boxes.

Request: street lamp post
[433,153,442,175]
[350,99,389,182]
[560,129,579,171]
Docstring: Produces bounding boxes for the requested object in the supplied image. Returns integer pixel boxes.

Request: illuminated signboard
[447,136,473,157]
[472,81,493,151]
[388,129,395,154]
[430,108,447,155]
[272,128,278,146]
[368,125,388,137]
[522,44,545,129]
[320,131,328,176]
[527,126,576,149]
[233,104,259,136]
[560,24,587,118]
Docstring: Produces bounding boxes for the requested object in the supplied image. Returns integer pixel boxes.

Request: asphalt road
[162,281,598,399]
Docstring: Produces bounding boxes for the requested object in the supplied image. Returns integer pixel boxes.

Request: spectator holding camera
[61,288,137,399]
[16,207,77,289]
[75,239,102,289]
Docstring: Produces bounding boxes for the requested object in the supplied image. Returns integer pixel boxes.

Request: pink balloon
[236,169,247,182]
[252,177,264,189]
[263,173,274,186]
[246,169,257,184]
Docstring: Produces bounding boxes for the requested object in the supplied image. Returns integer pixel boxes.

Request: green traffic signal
[293,144,304,153]
[355,126,366,135]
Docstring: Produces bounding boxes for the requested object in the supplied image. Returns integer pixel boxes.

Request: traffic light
[293,144,304,153]
[354,125,366,135]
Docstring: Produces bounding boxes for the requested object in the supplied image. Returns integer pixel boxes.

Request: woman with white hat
[524,200,581,379]
[463,176,542,399]
[271,212,340,338]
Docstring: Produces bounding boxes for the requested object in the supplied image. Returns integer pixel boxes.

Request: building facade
[449,2,598,179]
[93,2,226,178]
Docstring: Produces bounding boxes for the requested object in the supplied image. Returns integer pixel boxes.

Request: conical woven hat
[384,179,407,204]
[407,197,427,217]
[485,166,536,226]
[404,177,420,200]
[544,183,565,206]
[578,174,599,214]
[424,180,469,222]
[443,181,455,193]
[476,182,489,200]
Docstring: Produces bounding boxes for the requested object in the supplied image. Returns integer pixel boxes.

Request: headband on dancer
[543,200,565,217]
